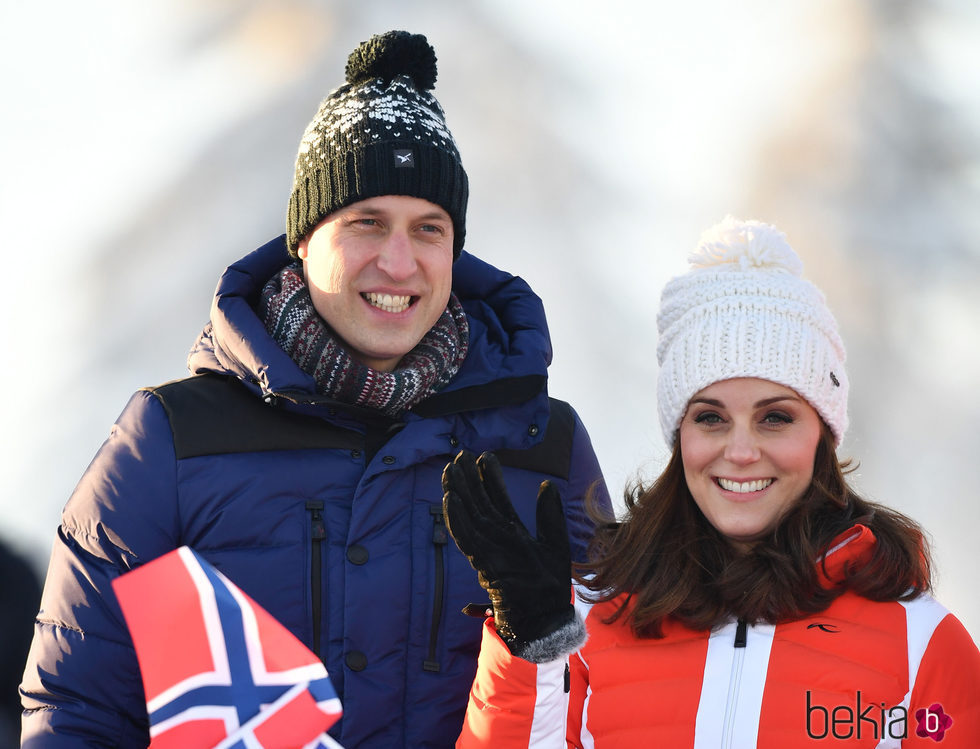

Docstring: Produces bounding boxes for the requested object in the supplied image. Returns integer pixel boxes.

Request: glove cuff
[511,610,586,663]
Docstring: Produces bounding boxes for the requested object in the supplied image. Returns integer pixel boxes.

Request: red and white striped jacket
[457,527,980,747]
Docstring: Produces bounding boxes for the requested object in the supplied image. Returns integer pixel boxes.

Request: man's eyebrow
[417,211,451,221]
[342,206,384,216]
[342,206,450,221]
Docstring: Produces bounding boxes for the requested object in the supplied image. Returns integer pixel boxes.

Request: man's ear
[297,239,309,260]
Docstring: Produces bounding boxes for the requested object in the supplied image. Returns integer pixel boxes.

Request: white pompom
[688,216,803,276]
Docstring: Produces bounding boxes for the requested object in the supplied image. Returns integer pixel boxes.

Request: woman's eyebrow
[754,396,799,407]
[687,395,800,408]
[688,397,723,407]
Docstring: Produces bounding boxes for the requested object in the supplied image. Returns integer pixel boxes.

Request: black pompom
[345,30,437,90]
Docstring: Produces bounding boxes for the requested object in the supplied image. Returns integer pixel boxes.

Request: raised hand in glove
[442,450,585,662]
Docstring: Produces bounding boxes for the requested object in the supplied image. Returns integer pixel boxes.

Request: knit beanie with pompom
[656,217,848,446]
[286,30,468,258]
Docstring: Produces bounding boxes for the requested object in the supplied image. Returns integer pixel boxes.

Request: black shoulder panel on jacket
[409,375,547,418]
[145,374,362,459]
[494,398,575,481]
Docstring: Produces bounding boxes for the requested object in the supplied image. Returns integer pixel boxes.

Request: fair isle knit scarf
[259,263,469,416]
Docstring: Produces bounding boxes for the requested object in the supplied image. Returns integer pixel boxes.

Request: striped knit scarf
[259,263,469,416]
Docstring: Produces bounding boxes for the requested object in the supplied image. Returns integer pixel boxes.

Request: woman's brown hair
[575,422,931,638]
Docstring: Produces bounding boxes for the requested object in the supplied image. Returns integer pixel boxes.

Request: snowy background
[3,0,979,647]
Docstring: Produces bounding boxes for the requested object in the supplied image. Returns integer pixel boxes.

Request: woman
[442,217,980,747]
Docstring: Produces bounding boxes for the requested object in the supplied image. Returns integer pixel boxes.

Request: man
[21,30,608,748]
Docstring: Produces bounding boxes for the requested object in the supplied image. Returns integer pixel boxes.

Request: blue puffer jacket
[21,236,609,748]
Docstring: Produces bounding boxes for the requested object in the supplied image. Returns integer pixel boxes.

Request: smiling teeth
[364,292,411,313]
[718,478,774,493]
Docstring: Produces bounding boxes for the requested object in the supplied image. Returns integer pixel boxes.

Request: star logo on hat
[394,149,414,168]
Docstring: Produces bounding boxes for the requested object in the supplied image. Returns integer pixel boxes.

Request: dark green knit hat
[287,31,469,258]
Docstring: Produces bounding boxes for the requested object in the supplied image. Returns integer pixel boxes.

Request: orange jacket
[457,528,980,747]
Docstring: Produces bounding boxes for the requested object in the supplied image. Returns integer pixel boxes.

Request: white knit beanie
[656,217,848,446]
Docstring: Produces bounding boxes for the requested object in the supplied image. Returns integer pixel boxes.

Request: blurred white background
[2,0,979,643]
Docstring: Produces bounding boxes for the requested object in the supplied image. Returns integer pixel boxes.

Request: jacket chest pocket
[415,499,487,675]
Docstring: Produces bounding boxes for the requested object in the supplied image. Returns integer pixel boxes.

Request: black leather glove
[442,451,577,657]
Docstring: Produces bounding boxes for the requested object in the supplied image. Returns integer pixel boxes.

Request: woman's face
[679,377,823,551]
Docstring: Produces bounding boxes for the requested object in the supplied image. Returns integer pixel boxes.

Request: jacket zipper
[722,619,748,748]
[424,504,448,672]
[307,500,326,662]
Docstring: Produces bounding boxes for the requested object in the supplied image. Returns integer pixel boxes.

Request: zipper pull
[430,505,447,545]
[307,500,326,541]
[734,619,747,648]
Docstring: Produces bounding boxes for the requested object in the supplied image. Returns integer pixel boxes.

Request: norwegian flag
[112,546,343,749]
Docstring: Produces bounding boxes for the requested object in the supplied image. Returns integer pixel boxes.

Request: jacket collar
[816,524,876,589]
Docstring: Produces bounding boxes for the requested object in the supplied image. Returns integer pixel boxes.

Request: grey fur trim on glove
[513,613,587,664]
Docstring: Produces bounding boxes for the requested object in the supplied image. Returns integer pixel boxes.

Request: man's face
[297,195,455,372]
